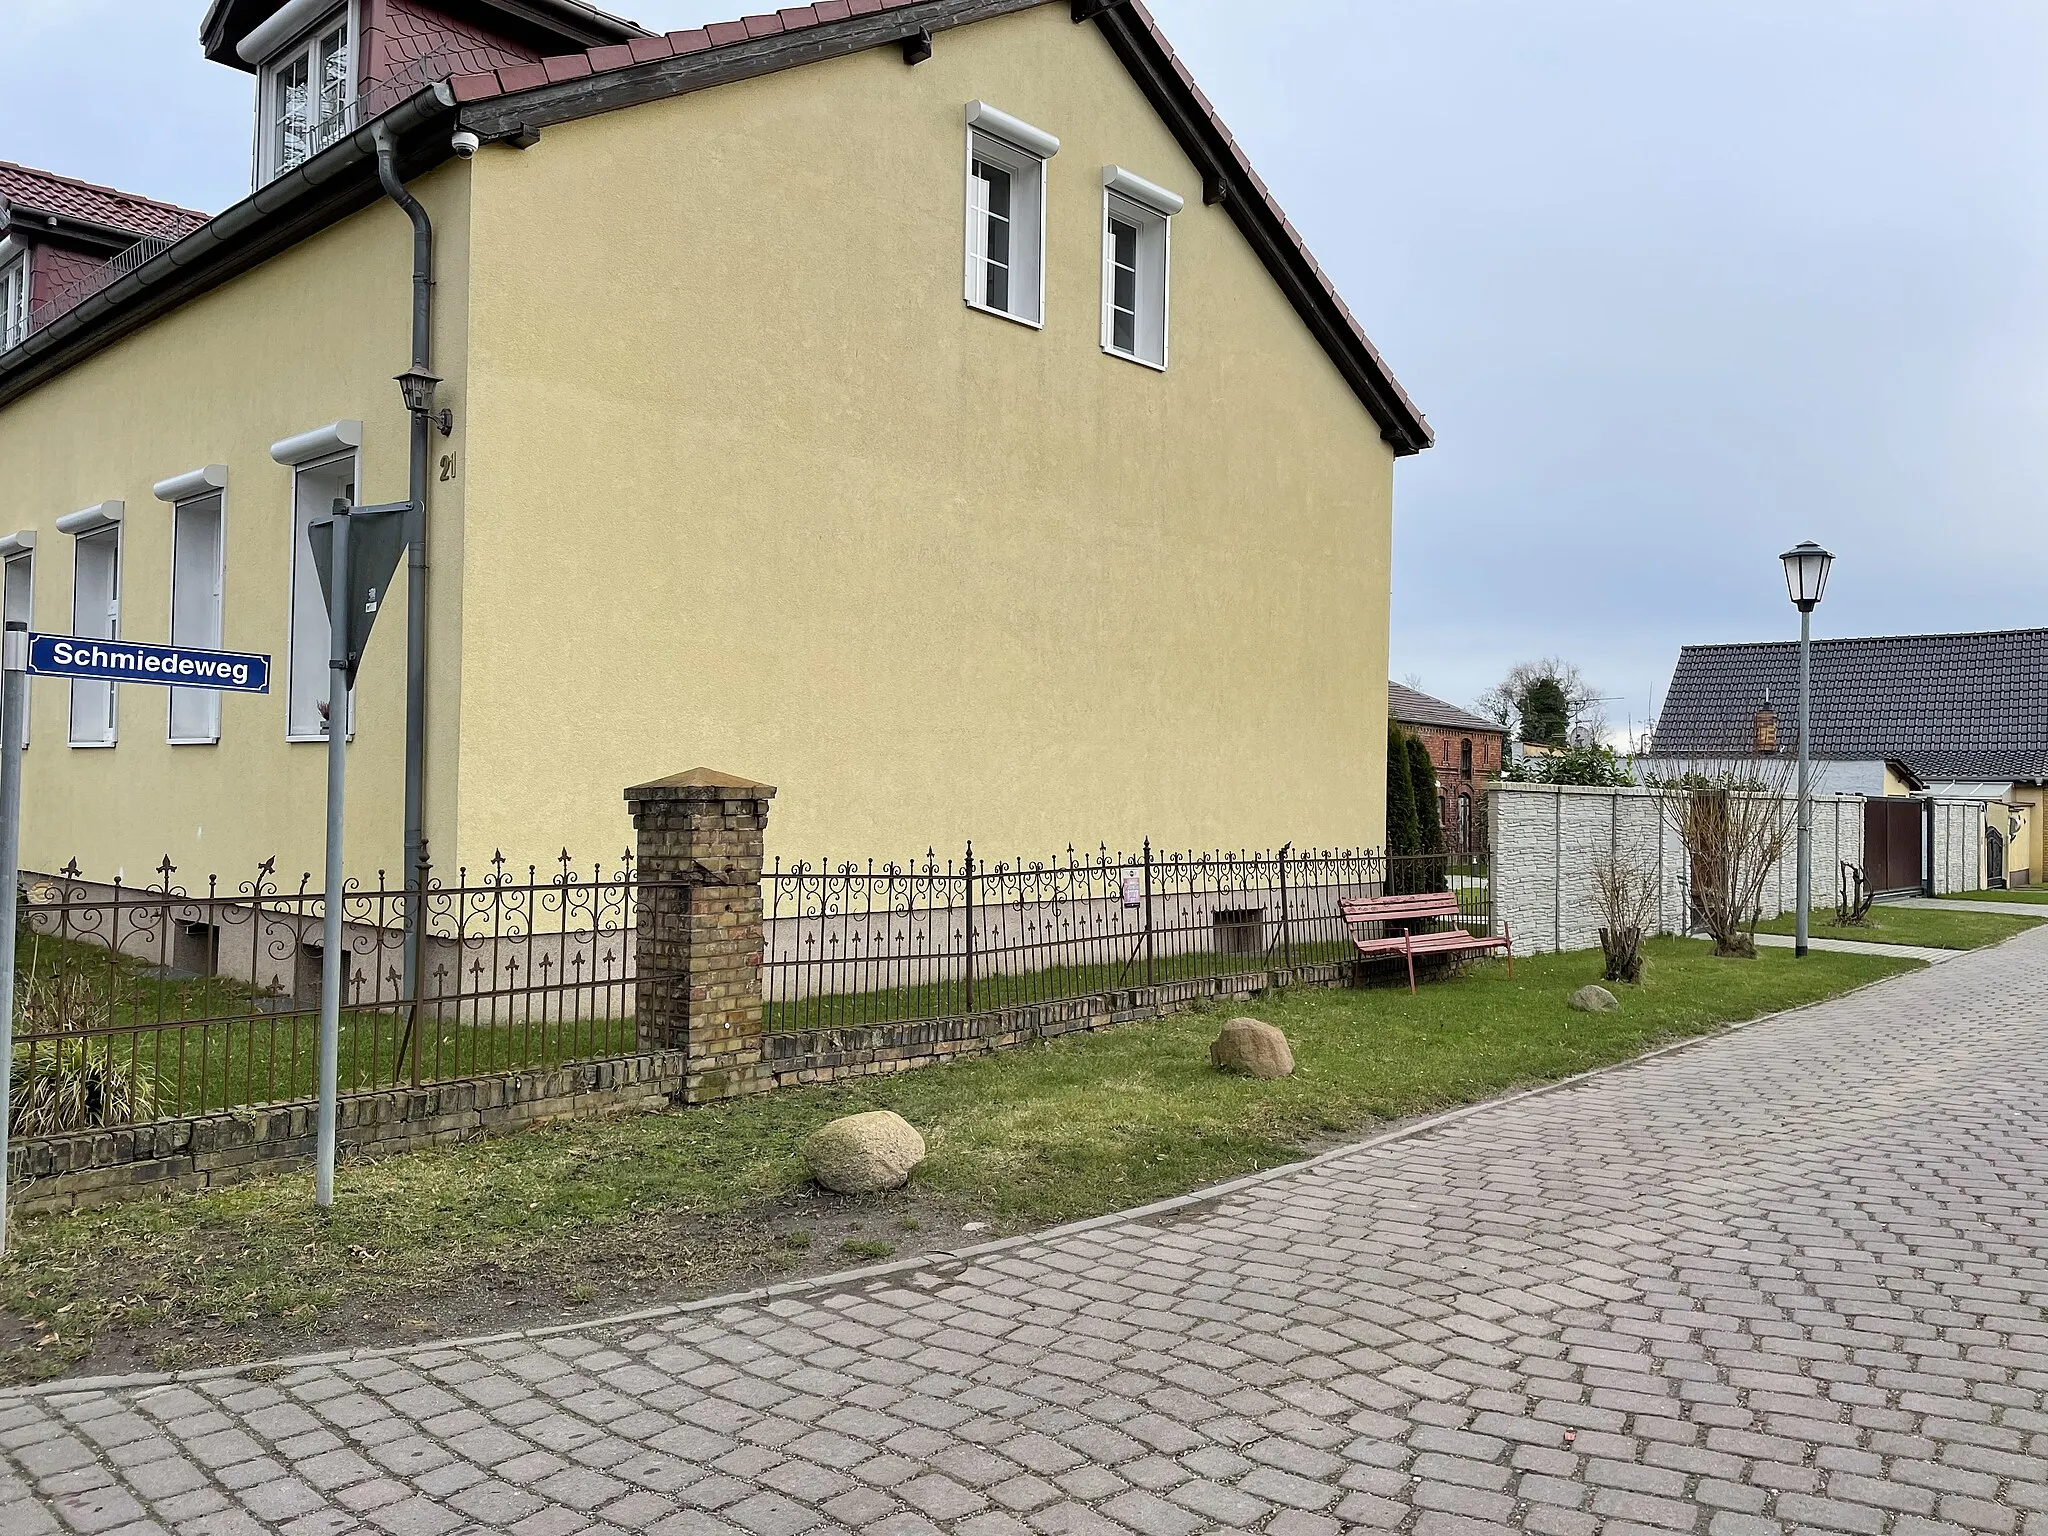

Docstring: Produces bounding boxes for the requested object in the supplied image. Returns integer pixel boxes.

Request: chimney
[1753,689,1778,756]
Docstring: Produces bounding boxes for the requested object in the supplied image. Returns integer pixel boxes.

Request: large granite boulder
[1210,1017,1295,1079]
[1569,985,1620,1015]
[802,1111,926,1194]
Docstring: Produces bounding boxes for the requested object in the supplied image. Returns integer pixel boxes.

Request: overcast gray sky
[5,0,2044,737]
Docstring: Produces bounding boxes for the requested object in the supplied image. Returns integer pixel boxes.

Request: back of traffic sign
[310,501,409,687]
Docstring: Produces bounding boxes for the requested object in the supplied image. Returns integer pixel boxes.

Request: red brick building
[1389,682,1506,852]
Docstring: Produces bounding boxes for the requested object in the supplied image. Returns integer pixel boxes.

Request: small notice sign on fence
[27,635,271,693]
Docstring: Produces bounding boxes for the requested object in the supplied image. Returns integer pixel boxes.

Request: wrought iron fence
[765,845,1493,1033]
[7,853,667,1136]
[7,839,1496,1137]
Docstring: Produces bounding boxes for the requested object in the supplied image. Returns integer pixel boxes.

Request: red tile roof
[0,161,211,243]
[441,0,1430,445]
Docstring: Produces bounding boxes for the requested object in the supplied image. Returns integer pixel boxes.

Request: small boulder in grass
[1569,985,1620,1015]
[1210,1017,1295,1079]
[803,1111,926,1195]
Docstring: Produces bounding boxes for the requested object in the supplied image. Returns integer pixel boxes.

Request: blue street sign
[27,634,271,693]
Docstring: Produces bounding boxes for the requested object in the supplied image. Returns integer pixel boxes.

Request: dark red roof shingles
[0,161,210,243]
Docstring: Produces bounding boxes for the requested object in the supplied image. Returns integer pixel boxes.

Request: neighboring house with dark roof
[1388,683,1505,853]
[0,163,210,352]
[1648,628,2048,886]
[0,0,1431,885]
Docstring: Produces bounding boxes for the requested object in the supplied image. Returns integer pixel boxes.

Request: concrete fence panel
[1491,783,1869,957]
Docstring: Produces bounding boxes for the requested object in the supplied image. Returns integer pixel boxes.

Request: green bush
[8,956,158,1135]
[1502,743,1636,787]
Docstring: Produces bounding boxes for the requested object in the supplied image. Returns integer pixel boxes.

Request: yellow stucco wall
[2007,788,2039,886]
[456,4,1397,868]
[0,166,473,885]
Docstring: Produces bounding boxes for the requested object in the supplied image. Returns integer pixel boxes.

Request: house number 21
[439,453,458,482]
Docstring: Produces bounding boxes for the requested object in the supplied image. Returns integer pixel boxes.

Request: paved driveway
[5,934,2045,1536]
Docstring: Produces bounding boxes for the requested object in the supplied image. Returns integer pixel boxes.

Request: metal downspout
[373,125,432,1004]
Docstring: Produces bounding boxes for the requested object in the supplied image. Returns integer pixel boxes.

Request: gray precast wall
[1490,784,1989,956]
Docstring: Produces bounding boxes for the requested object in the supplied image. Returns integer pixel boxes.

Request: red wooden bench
[1339,892,1512,993]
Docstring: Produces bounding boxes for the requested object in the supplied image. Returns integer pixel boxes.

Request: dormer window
[0,249,27,351]
[260,9,352,183]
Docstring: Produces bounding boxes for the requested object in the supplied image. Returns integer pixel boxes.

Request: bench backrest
[1340,892,1463,924]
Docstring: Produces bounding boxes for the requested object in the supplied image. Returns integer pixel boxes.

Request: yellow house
[0,0,1429,888]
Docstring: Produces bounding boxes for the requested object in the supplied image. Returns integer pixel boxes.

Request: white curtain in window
[289,455,353,738]
[3,552,30,746]
[69,530,119,745]
[169,493,225,742]
[0,257,27,351]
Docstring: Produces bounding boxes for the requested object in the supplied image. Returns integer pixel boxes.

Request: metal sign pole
[0,622,26,1256]
[315,507,352,1209]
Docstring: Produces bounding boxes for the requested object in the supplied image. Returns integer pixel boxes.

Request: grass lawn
[0,938,1918,1386]
[1755,903,2044,951]
[9,932,639,1124]
[1940,887,2048,905]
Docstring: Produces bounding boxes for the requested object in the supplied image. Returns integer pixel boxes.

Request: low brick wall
[763,959,1354,1087]
[8,1052,690,1215]
[6,960,1367,1213]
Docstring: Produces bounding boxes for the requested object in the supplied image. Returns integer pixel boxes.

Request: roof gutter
[0,82,459,412]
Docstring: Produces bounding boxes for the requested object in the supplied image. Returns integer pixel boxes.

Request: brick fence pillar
[624,768,776,1105]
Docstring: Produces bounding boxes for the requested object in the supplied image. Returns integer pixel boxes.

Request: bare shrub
[1836,862,1875,927]
[1591,853,1658,983]
[1647,759,1798,959]
[8,944,158,1135]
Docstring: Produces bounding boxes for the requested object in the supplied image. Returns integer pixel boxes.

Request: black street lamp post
[1780,541,1835,957]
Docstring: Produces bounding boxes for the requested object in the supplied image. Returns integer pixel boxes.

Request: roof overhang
[0,85,461,411]
[19,0,1430,453]
[200,0,648,71]
[448,0,1433,454]
[1885,759,1928,793]
[0,200,152,257]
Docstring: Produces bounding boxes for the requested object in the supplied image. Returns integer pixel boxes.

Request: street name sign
[27,635,271,693]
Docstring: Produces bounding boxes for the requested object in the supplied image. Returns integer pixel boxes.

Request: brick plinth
[625,767,777,1105]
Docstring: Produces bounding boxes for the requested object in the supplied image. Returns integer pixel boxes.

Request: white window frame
[1,534,34,748]
[0,244,28,352]
[166,489,227,746]
[254,1,357,186]
[286,450,357,743]
[61,508,123,749]
[1099,168,1183,372]
[964,103,1058,329]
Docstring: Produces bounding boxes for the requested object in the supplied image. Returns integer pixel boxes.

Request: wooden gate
[1863,798,1926,897]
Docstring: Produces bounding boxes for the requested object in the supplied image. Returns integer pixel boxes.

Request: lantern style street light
[1780,541,1835,957]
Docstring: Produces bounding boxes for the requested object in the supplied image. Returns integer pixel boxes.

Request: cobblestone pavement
[1749,935,1959,963]
[5,934,2045,1536]
[1901,899,2048,920]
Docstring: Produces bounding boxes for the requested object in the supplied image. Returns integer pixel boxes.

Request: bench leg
[1504,925,1514,979]
[1404,933,1417,995]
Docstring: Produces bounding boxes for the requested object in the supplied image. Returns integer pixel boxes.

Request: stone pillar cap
[626,768,779,803]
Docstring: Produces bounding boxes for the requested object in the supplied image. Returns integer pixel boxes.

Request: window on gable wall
[0,253,28,351]
[1100,168,1181,370]
[964,104,1057,327]
[262,11,352,182]
[169,492,225,744]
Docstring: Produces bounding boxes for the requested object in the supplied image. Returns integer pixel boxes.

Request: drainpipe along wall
[373,125,433,995]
